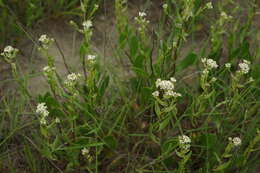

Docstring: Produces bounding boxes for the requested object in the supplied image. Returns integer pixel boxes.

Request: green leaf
[129,35,139,57]
[158,115,172,131]
[132,67,149,78]
[176,52,198,72]
[161,138,178,154]
[98,75,110,98]
[213,160,231,171]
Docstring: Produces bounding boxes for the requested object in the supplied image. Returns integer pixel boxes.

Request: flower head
[43,66,56,76]
[152,91,159,97]
[179,135,191,144]
[1,45,19,59]
[36,102,49,125]
[225,63,231,68]
[179,135,191,151]
[83,20,92,31]
[238,60,250,74]
[229,137,242,146]
[39,34,54,49]
[87,54,96,63]
[138,12,147,17]
[206,2,213,9]
[202,58,218,69]
[36,103,49,117]
[64,73,82,87]
[81,148,89,156]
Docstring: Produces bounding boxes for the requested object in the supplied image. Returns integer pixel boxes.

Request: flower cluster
[87,54,96,63]
[39,34,54,49]
[43,66,56,76]
[1,45,19,59]
[225,63,231,68]
[201,58,218,69]
[82,20,92,31]
[237,59,250,74]
[36,103,49,125]
[206,2,213,9]
[64,73,82,87]
[179,135,191,150]
[153,78,181,99]
[81,148,93,162]
[220,11,233,20]
[229,137,242,146]
[134,11,150,31]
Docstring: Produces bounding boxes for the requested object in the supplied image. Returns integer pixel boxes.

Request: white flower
[1,45,19,59]
[170,77,177,83]
[36,103,49,117]
[179,135,191,144]
[43,66,55,74]
[156,80,174,91]
[82,20,92,30]
[139,12,147,17]
[152,91,159,97]
[64,73,81,87]
[55,118,60,123]
[221,12,232,20]
[163,4,168,9]
[202,58,218,69]
[229,137,241,146]
[164,90,182,98]
[225,63,231,68]
[39,34,54,49]
[206,2,213,9]
[81,148,89,156]
[238,60,250,74]
[87,54,96,61]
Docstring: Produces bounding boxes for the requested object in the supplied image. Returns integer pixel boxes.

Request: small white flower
[36,103,49,117]
[163,4,168,9]
[87,54,96,61]
[164,90,182,98]
[206,2,213,9]
[238,60,250,74]
[39,34,54,49]
[170,77,177,83]
[202,58,218,69]
[225,63,231,68]
[1,45,19,59]
[81,148,89,156]
[43,66,55,74]
[221,12,232,20]
[64,73,81,87]
[82,20,92,30]
[230,137,242,146]
[156,80,174,91]
[139,12,147,17]
[179,135,191,144]
[55,118,60,123]
[152,91,159,97]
